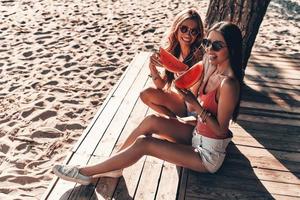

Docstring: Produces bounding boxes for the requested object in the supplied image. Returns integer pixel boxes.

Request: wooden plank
[237,113,300,127]
[124,107,165,200]
[231,130,300,152]
[87,156,120,200]
[155,162,181,200]
[134,157,163,200]
[92,53,151,157]
[227,145,300,172]
[229,123,300,152]
[64,182,96,200]
[220,159,300,185]
[241,89,300,109]
[239,107,300,121]
[185,171,300,199]
[177,168,188,200]
[231,125,300,140]
[74,52,151,155]
[240,101,299,113]
[233,120,300,134]
[112,156,147,199]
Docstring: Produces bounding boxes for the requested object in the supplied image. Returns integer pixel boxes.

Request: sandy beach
[0,0,299,199]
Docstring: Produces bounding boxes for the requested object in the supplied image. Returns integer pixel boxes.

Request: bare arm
[178,78,239,137]
[198,78,239,136]
[149,53,167,89]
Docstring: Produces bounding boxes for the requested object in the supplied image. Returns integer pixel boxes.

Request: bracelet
[197,109,205,123]
[197,109,211,123]
[199,109,204,118]
[203,112,211,123]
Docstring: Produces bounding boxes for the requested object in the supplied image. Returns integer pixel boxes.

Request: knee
[140,87,155,104]
[134,136,153,152]
[143,114,160,125]
[141,114,164,133]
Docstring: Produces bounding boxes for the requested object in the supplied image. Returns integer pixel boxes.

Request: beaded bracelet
[198,109,211,124]
[202,111,211,123]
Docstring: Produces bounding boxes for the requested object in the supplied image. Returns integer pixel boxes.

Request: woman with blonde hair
[140,8,205,118]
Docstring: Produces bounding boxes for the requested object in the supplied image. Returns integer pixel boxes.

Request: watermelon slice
[159,47,188,73]
[174,62,204,89]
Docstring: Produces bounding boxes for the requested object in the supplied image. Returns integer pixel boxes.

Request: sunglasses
[179,25,199,36]
[202,39,227,51]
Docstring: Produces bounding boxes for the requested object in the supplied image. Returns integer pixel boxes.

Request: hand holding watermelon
[176,87,201,111]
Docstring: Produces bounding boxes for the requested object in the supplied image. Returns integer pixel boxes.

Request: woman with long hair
[140,8,205,118]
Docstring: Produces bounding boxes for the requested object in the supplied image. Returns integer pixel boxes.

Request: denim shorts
[192,129,231,173]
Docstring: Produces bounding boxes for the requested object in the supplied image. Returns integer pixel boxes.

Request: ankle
[78,168,91,177]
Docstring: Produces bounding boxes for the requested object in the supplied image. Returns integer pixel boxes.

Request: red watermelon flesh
[159,47,188,73]
[174,62,204,89]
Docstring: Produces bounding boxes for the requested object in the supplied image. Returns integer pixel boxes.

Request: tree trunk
[205,0,271,70]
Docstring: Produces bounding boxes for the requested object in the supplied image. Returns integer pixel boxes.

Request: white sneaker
[93,169,123,178]
[52,164,92,185]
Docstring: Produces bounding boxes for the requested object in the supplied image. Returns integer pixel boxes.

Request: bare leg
[140,87,187,117]
[80,136,207,177]
[119,114,194,151]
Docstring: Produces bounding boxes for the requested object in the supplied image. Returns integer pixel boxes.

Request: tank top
[196,84,230,139]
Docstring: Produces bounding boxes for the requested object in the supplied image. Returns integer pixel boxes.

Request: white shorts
[192,129,231,173]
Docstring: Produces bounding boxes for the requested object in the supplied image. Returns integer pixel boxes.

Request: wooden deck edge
[71,51,151,153]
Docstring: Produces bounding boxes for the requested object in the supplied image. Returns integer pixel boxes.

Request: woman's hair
[163,8,205,86]
[207,21,244,121]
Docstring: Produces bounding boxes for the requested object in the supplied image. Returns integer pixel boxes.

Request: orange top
[196,88,230,139]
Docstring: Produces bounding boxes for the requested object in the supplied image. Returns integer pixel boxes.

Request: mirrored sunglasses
[202,39,227,51]
[179,25,199,36]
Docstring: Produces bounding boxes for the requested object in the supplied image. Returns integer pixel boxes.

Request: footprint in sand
[0,143,10,154]
[31,127,63,139]
[55,123,85,131]
[23,51,33,57]
[30,110,57,121]
[43,80,58,86]
[45,97,55,102]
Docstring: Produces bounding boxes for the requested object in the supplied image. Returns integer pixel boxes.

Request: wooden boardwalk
[42,51,300,200]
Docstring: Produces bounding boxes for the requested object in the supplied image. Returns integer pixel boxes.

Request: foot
[52,164,92,185]
[93,169,123,178]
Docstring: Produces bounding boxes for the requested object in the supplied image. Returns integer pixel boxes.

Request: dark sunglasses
[202,39,227,51]
[179,25,199,36]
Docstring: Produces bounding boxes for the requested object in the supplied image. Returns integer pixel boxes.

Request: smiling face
[177,19,199,47]
[205,30,230,66]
